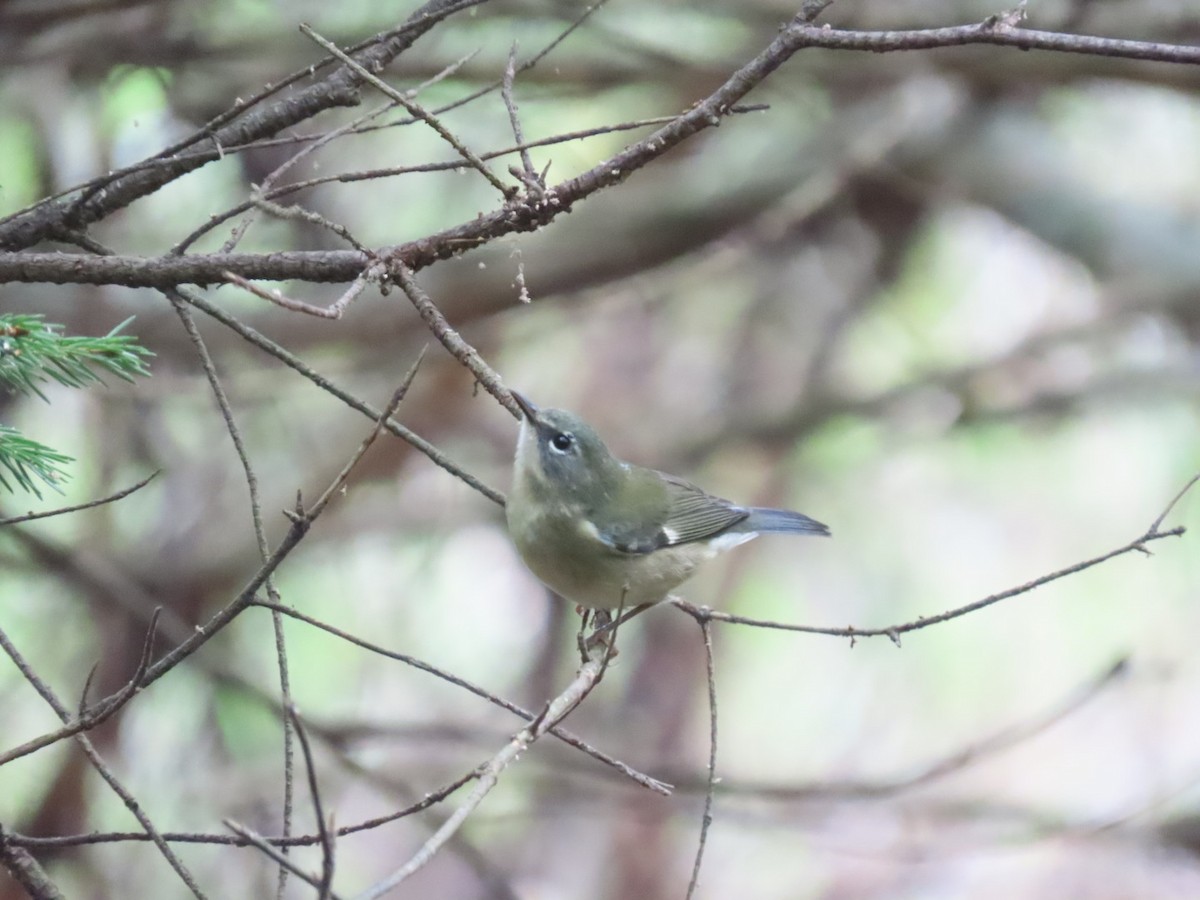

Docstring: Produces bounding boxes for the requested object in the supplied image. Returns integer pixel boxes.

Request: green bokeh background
[1,1,1199,898]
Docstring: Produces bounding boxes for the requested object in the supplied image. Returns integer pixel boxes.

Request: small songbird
[505,392,830,610]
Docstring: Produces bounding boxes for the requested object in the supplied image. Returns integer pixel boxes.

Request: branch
[251,599,671,795]
[684,614,718,900]
[0,0,490,251]
[356,641,615,899]
[0,609,161,768]
[300,24,513,198]
[4,9,1200,274]
[286,706,336,900]
[224,821,346,900]
[0,824,64,900]
[393,263,521,417]
[0,470,158,527]
[175,286,506,505]
[788,16,1200,65]
[0,624,206,897]
[74,352,426,720]
[679,471,1195,642]
[661,654,1129,801]
[10,771,479,851]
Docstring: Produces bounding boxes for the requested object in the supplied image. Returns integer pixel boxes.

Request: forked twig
[677,471,1195,642]
[683,612,718,899]
[251,599,670,795]
[0,471,159,527]
[300,25,512,197]
[355,644,613,899]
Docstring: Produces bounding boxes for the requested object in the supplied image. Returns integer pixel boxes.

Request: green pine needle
[0,425,73,498]
[0,314,152,496]
[0,314,154,401]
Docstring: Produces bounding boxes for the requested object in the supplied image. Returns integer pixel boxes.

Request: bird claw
[577,609,620,662]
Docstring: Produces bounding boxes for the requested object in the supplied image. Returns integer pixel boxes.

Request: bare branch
[172,107,766,256]
[251,599,670,794]
[0,624,207,898]
[356,645,612,898]
[685,613,718,900]
[392,263,521,418]
[300,24,513,198]
[0,823,65,900]
[664,654,1130,802]
[287,706,336,900]
[788,16,1200,64]
[0,470,159,527]
[225,820,346,900]
[502,43,538,186]
[677,472,1195,641]
[221,269,374,319]
[167,290,298,894]
[12,770,479,851]
[175,286,506,504]
[0,610,161,768]
[304,349,425,520]
[0,0,490,250]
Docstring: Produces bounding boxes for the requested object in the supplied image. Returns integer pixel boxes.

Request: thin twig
[166,290,297,895]
[287,706,336,900]
[659,655,1130,802]
[0,608,163,769]
[502,43,538,185]
[196,45,483,255]
[1149,471,1200,533]
[248,197,372,253]
[0,823,64,900]
[355,646,612,899]
[392,262,521,417]
[170,106,765,254]
[77,349,426,720]
[225,821,346,900]
[675,472,1195,642]
[683,611,718,900]
[176,285,506,504]
[0,649,1126,855]
[0,0,489,251]
[0,470,159,527]
[251,599,671,795]
[218,100,397,254]
[0,624,208,898]
[304,350,425,520]
[300,24,513,197]
[12,770,479,851]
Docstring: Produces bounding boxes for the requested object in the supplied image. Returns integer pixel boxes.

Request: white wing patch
[578,518,608,546]
[707,531,757,554]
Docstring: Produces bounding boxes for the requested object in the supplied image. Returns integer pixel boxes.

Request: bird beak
[511,390,539,423]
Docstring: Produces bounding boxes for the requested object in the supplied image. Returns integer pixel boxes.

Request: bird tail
[744,507,831,537]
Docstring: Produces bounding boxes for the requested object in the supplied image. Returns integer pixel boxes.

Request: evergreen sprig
[0,314,153,400]
[0,314,153,498]
[0,424,73,496]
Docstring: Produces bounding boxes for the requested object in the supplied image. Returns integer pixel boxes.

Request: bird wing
[595,471,749,555]
[657,473,750,546]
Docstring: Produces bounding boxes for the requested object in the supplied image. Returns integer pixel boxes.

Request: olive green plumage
[506,392,829,610]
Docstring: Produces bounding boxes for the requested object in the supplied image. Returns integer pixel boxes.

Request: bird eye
[550,433,574,453]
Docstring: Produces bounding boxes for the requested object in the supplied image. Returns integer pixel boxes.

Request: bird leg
[577,608,613,662]
[590,602,654,637]
[576,596,657,662]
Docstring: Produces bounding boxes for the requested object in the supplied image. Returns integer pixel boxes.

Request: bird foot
[577,609,620,663]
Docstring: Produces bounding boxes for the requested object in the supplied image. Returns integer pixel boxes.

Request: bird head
[511,392,621,505]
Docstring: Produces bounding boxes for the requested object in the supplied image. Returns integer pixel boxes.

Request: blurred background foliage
[1,0,1199,898]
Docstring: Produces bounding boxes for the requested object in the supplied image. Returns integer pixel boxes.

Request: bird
[505,391,830,611]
